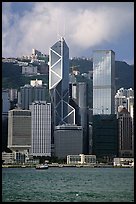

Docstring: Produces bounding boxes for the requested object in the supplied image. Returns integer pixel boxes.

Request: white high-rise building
[115,88,134,114]
[30,101,51,157]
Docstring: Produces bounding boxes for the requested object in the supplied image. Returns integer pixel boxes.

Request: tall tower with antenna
[49,37,75,127]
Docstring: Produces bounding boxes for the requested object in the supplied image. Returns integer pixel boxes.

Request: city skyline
[2,2,134,65]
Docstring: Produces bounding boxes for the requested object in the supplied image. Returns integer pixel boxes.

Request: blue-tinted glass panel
[51,60,61,77]
[51,51,61,66]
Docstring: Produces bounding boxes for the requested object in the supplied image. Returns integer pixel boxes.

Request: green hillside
[70,58,134,90]
[2,58,134,91]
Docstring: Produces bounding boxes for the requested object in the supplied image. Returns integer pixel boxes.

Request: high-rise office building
[115,87,134,114]
[30,101,51,157]
[8,109,31,152]
[117,107,133,157]
[2,89,10,151]
[49,37,75,126]
[92,114,118,159]
[2,89,10,113]
[2,114,8,152]
[93,50,115,115]
[69,82,89,154]
[54,125,83,159]
[20,80,47,110]
[115,87,134,155]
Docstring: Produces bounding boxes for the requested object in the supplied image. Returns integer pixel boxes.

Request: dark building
[117,107,133,157]
[54,125,83,159]
[69,93,81,125]
[92,114,118,160]
[38,63,49,74]
[2,113,8,152]
[69,82,89,154]
[2,89,10,152]
[20,83,47,110]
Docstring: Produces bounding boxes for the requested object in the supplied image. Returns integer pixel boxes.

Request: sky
[2,2,134,65]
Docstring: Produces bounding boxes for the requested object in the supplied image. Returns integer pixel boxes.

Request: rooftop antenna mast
[63,17,66,39]
[57,19,61,40]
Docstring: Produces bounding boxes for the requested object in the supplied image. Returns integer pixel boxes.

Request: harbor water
[2,167,134,202]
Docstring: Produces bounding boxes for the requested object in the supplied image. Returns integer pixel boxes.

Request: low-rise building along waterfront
[67,154,96,165]
[113,157,134,167]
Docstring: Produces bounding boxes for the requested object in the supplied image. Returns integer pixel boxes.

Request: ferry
[35,163,49,170]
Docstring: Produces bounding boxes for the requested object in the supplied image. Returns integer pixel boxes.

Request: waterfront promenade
[2,163,133,168]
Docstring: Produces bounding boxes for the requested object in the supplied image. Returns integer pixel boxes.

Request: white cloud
[2,2,134,58]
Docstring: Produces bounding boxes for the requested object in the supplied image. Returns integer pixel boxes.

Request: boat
[21,165,26,168]
[35,163,49,170]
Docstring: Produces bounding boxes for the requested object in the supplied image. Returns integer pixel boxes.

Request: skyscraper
[2,89,10,113]
[30,101,51,157]
[93,50,115,115]
[117,107,133,157]
[8,109,31,152]
[69,82,89,153]
[2,89,10,151]
[49,37,75,126]
[92,114,118,159]
[54,124,83,159]
[20,80,47,110]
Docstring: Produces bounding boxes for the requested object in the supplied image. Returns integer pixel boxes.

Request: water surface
[2,167,134,202]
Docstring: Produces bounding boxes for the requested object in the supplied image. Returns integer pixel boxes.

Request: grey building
[54,125,83,159]
[2,89,10,113]
[30,101,51,157]
[69,82,89,154]
[2,113,8,151]
[2,90,10,151]
[20,82,47,110]
[8,109,31,152]
[9,88,18,102]
[93,50,115,115]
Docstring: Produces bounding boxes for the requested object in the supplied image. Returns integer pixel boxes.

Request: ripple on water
[2,167,134,202]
